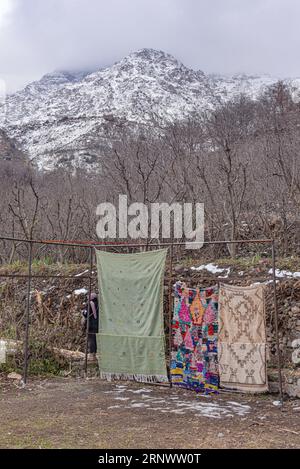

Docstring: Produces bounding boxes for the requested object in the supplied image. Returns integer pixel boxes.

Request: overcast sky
[0,0,300,93]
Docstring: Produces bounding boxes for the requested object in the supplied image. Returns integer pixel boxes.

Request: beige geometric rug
[218,283,268,392]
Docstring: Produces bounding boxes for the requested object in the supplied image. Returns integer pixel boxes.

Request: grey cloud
[0,0,300,92]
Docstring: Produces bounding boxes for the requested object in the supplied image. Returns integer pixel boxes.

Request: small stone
[293,406,300,412]
[217,432,224,438]
[7,372,22,380]
[272,400,282,407]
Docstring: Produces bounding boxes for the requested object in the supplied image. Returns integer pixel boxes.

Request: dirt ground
[0,376,299,449]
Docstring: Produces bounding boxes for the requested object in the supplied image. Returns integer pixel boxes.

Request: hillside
[2,48,300,170]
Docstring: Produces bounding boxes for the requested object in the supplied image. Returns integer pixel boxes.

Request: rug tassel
[100,372,169,384]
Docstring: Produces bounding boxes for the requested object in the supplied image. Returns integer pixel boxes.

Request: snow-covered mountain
[1,48,300,170]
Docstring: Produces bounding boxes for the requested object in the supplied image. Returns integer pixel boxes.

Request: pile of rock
[266,280,300,367]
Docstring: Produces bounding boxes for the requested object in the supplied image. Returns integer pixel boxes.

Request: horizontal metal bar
[0,236,274,248]
[0,274,93,279]
[0,236,91,249]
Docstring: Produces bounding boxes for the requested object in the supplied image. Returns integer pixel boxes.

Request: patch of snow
[109,384,251,419]
[105,385,251,419]
[127,388,152,394]
[191,263,230,276]
[144,399,166,404]
[104,389,126,394]
[73,288,88,296]
[129,403,150,408]
[268,268,300,279]
[252,280,274,286]
[218,268,231,279]
[227,401,251,410]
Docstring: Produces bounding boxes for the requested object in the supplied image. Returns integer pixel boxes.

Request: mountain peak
[117,48,184,70]
[127,48,179,62]
[109,47,204,83]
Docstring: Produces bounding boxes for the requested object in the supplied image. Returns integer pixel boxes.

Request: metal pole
[168,243,174,387]
[0,274,92,279]
[0,236,274,249]
[84,247,94,376]
[271,240,284,403]
[23,241,33,384]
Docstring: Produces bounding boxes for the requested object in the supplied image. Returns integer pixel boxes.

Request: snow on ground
[252,280,275,286]
[105,384,251,419]
[268,268,300,279]
[190,264,300,282]
[73,288,88,295]
[191,263,231,278]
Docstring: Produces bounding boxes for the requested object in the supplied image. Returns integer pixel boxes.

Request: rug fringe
[100,372,169,384]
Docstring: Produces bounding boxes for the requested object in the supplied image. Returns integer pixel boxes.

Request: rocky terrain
[0,129,26,163]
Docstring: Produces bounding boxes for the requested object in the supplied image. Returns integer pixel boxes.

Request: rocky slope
[2,48,300,170]
[0,129,26,163]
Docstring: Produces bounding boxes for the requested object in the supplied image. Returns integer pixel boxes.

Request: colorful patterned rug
[171,282,219,393]
[218,283,268,393]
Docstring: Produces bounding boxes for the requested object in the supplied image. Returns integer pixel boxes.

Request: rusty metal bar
[0,236,274,249]
[168,243,174,388]
[0,236,92,248]
[0,274,92,279]
[271,240,284,403]
[84,247,94,376]
[23,241,33,384]
[92,239,274,247]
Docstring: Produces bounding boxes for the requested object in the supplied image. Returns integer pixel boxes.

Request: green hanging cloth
[95,248,168,383]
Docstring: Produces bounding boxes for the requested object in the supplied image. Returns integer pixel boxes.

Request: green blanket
[95,249,168,383]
